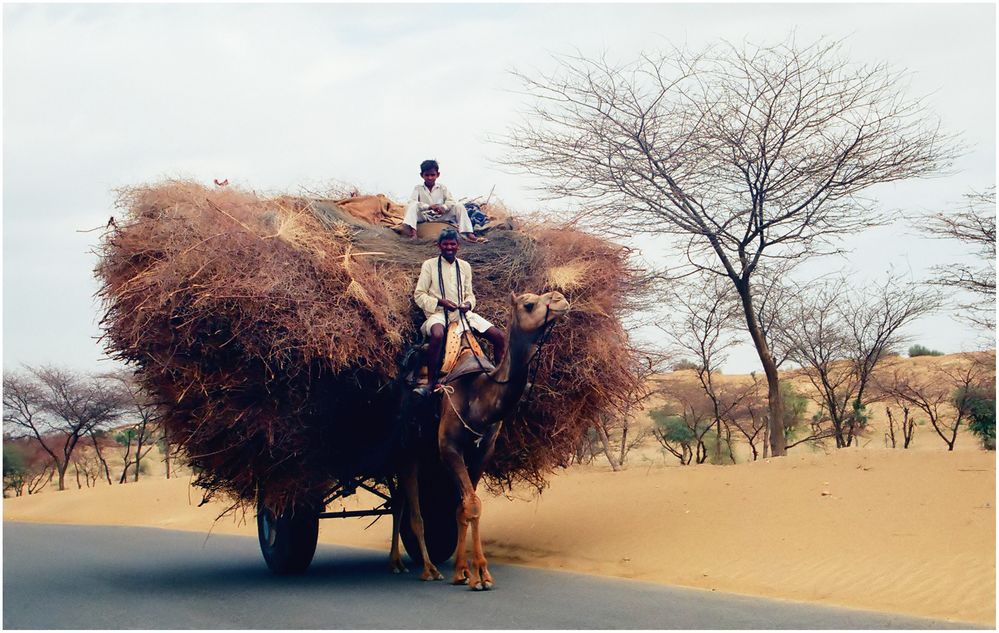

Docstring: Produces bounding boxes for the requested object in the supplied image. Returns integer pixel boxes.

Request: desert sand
[5,449,994,626]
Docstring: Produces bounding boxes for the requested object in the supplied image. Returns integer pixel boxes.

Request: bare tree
[3,367,127,491]
[918,187,996,331]
[593,420,619,470]
[651,380,717,464]
[3,437,56,496]
[723,375,771,460]
[884,404,917,448]
[777,276,937,448]
[86,428,115,485]
[505,38,958,456]
[876,356,993,451]
[616,413,649,467]
[103,370,161,483]
[657,274,743,462]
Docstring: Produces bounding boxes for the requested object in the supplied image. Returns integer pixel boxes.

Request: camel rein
[434,254,559,447]
[437,304,558,449]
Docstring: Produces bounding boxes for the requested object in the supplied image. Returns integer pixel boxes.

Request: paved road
[3,523,976,629]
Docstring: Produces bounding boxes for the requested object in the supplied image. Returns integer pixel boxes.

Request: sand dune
[5,449,994,626]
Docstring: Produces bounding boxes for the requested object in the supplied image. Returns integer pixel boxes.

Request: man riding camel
[412,228,506,396]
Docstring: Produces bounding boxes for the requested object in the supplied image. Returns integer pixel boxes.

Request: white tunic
[413,256,494,335]
[402,183,474,233]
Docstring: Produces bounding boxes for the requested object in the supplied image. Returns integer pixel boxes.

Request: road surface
[2,523,976,629]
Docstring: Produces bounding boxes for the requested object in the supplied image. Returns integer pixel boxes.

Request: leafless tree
[3,436,55,497]
[651,379,718,464]
[876,356,993,451]
[68,443,109,489]
[505,38,958,456]
[918,186,996,331]
[884,404,917,449]
[657,274,744,462]
[616,413,650,467]
[103,370,161,483]
[776,276,938,448]
[86,429,115,485]
[722,375,771,460]
[590,415,622,471]
[3,367,127,491]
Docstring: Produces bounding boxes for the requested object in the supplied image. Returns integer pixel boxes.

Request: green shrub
[781,381,809,439]
[957,387,996,450]
[650,407,695,443]
[908,344,943,357]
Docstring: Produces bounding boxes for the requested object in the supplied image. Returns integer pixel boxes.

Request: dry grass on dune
[94,181,651,511]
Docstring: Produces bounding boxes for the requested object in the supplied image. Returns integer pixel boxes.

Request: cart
[255,445,460,575]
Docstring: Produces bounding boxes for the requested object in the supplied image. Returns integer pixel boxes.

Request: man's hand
[458,302,472,313]
[438,298,460,311]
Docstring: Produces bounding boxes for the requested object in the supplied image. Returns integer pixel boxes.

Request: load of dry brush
[95,180,650,511]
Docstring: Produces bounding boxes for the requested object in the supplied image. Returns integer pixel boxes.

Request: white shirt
[414,256,476,318]
[408,183,459,212]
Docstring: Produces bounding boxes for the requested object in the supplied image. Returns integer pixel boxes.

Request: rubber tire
[400,458,461,566]
[257,500,320,575]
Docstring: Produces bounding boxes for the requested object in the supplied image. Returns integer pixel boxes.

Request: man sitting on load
[401,159,479,242]
[412,228,506,396]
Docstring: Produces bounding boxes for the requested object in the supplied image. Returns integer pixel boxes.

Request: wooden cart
[256,454,459,575]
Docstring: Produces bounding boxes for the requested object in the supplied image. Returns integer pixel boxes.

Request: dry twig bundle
[95,181,648,509]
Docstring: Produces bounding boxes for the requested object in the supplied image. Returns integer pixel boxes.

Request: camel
[389,290,570,589]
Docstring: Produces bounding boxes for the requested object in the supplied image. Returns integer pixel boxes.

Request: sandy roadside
[4,449,994,626]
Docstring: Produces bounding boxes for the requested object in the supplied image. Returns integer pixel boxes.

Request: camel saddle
[440,321,494,383]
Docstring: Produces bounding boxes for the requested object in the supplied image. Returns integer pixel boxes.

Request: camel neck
[487,320,536,413]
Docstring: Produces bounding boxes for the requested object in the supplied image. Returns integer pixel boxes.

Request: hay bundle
[95,181,647,509]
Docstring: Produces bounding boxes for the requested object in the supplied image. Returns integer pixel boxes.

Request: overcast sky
[3,2,995,375]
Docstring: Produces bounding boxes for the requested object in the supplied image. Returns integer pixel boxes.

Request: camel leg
[465,434,499,591]
[439,441,489,589]
[388,484,407,574]
[469,502,493,590]
[399,461,443,581]
[452,498,471,585]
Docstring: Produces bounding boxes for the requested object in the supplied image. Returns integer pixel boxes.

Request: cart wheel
[400,459,460,565]
[256,499,320,575]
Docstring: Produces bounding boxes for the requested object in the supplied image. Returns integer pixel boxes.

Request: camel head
[508,291,570,339]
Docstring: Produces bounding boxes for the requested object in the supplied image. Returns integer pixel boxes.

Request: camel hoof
[420,569,444,581]
[452,577,469,585]
[389,561,408,574]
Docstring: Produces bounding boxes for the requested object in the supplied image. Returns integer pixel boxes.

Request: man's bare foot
[461,233,482,243]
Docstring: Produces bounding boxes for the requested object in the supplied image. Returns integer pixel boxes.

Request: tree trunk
[714,420,722,464]
[885,408,897,448]
[594,424,620,471]
[134,433,144,483]
[736,285,786,456]
[118,441,133,484]
[618,425,629,466]
[56,462,67,491]
[762,420,770,459]
[89,433,113,485]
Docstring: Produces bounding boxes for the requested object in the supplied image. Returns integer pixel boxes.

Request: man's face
[438,238,459,262]
[422,169,439,188]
